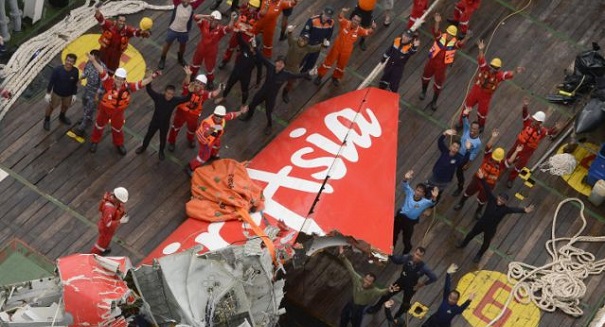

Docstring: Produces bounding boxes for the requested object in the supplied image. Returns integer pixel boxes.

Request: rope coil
[487,198,605,325]
[539,153,578,176]
[0,0,172,119]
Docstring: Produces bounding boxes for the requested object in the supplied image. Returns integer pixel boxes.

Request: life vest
[99,192,125,220]
[429,34,457,64]
[518,125,545,149]
[178,90,207,115]
[99,27,130,52]
[478,158,502,185]
[197,116,226,145]
[475,69,500,92]
[100,85,131,110]
[393,37,413,55]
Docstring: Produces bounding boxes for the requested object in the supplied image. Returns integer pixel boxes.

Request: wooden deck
[0,0,604,326]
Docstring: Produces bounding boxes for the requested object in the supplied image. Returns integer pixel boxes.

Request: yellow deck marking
[556,143,598,196]
[61,34,146,85]
[458,270,540,327]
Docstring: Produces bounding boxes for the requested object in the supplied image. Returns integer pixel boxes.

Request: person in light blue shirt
[393,170,438,254]
[453,107,483,196]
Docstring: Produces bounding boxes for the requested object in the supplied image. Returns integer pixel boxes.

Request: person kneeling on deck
[91,187,130,256]
[185,105,248,176]
[338,246,400,327]
[87,54,159,155]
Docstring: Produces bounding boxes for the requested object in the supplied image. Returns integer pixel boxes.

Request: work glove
[44,93,51,103]
[119,215,130,224]
[447,263,459,274]
[250,37,257,48]
[286,24,295,33]
[308,67,318,76]
[322,39,330,47]
[71,95,77,105]
[380,55,388,63]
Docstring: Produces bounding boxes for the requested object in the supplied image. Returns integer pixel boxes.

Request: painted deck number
[473,280,514,326]
[459,270,540,327]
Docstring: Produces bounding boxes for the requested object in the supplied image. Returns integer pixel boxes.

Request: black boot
[282,90,290,103]
[419,84,428,100]
[279,29,287,41]
[454,196,468,211]
[177,52,187,66]
[430,93,439,111]
[59,113,71,125]
[359,38,367,51]
[158,56,166,70]
[475,204,484,220]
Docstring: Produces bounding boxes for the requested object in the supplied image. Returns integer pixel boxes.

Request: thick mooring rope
[0,0,172,118]
[487,198,605,326]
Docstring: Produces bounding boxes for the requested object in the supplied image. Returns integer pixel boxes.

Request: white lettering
[325,108,382,163]
[194,222,231,251]
[247,166,326,235]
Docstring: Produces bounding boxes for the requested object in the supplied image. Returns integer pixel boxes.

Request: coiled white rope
[539,153,578,176]
[487,198,605,326]
[0,0,172,118]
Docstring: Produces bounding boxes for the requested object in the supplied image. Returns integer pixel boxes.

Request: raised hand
[447,263,459,274]
[404,170,414,180]
[477,39,485,51]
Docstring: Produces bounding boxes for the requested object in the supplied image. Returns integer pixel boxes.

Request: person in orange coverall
[350,0,376,51]
[167,70,222,152]
[458,40,524,130]
[219,0,260,68]
[190,11,235,89]
[91,187,129,256]
[419,13,464,111]
[251,0,298,58]
[504,97,561,188]
[186,105,248,175]
[87,55,158,155]
[94,8,149,74]
[314,7,375,87]
[449,0,480,37]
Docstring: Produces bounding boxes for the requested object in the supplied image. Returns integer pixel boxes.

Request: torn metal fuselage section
[0,244,284,327]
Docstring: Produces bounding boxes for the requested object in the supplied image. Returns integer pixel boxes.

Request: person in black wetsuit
[135,68,192,160]
[456,169,535,263]
[239,50,309,135]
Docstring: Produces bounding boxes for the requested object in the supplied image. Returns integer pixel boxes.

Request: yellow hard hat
[248,0,261,8]
[139,17,153,30]
[491,148,505,162]
[446,25,458,37]
[490,58,502,69]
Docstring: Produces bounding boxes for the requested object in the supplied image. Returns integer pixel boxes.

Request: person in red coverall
[505,97,562,188]
[459,40,525,130]
[449,0,480,37]
[454,129,523,218]
[186,105,248,175]
[191,11,236,89]
[408,0,429,29]
[94,8,149,74]
[420,13,464,111]
[167,71,222,152]
[91,187,129,256]
[87,54,158,155]
[251,0,298,58]
[218,0,260,68]
[314,7,375,87]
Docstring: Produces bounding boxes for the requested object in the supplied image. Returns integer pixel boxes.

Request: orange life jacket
[99,192,125,220]
[197,115,226,145]
[99,28,130,52]
[517,125,545,149]
[475,69,500,92]
[478,158,502,185]
[429,34,458,64]
[100,86,131,110]
[178,91,206,116]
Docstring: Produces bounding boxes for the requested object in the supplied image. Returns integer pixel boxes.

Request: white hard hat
[214,105,226,116]
[210,10,222,20]
[195,74,207,84]
[113,187,129,203]
[532,111,546,122]
[114,68,127,79]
